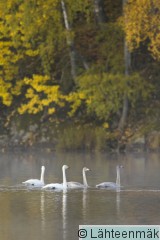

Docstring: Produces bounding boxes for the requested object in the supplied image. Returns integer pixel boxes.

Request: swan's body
[22,166,45,188]
[96,182,118,188]
[67,167,90,188]
[42,183,64,190]
[96,165,123,189]
[42,165,69,190]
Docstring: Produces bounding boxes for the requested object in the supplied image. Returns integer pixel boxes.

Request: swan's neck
[116,167,120,186]
[83,170,88,187]
[40,167,45,184]
[62,168,67,189]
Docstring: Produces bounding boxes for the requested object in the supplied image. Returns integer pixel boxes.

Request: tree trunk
[61,0,77,81]
[118,0,131,133]
[94,0,106,24]
[118,42,131,132]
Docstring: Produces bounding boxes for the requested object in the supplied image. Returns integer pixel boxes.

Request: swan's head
[117,165,123,170]
[62,165,69,170]
[83,167,90,172]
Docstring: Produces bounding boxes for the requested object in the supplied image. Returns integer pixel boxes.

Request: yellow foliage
[0,77,12,106]
[11,80,24,95]
[25,49,39,57]
[123,0,160,60]
[25,88,35,99]
[48,108,56,114]
[18,75,65,115]
[86,96,93,106]
[66,91,85,116]
[103,122,109,129]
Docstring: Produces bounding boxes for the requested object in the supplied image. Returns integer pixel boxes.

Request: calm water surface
[0,151,160,240]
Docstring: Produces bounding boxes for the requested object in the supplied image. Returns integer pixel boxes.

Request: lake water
[0,151,160,240]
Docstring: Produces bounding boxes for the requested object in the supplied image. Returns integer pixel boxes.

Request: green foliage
[67,72,152,121]
[75,23,124,72]
[96,23,124,73]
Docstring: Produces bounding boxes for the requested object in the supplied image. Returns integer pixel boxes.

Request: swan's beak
[63,165,69,169]
[85,168,91,172]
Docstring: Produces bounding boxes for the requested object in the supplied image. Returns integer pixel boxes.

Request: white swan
[96,165,123,189]
[42,165,69,190]
[22,166,45,188]
[67,167,90,188]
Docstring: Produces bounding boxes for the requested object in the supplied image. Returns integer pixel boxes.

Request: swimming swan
[42,165,69,190]
[96,165,123,189]
[67,167,90,188]
[22,166,45,187]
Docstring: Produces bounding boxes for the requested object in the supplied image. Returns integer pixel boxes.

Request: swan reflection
[82,188,89,222]
[40,191,45,234]
[62,189,67,240]
[116,190,121,217]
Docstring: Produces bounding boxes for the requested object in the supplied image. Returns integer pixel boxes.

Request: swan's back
[43,183,63,190]
[96,182,119,189]
[67,181,84,188]
[23,179,44,187]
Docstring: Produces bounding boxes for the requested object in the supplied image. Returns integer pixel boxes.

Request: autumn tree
[0,0,158,150]
[0,0,92,115]
[123,0,160,131]
[124,0,160,60]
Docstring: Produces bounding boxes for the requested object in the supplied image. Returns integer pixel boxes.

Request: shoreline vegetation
[0,120,159,152]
